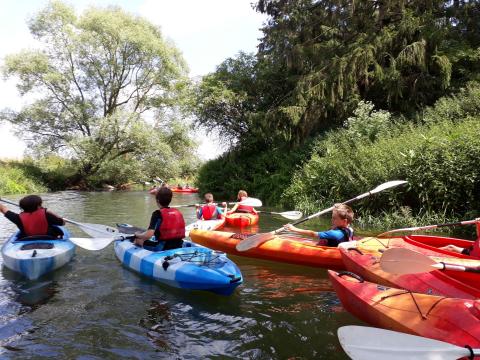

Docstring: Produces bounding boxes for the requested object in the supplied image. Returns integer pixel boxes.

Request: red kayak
[329,270,480,350]
[340,237,480,298]
[170,187,198,193]
[225,212,259,227]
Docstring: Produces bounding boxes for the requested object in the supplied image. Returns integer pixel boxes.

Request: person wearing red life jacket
[195,193,227,220]
[0,195,65,239]
[439,218,480,257]
[227,190,257,215]
[133,187,185,251]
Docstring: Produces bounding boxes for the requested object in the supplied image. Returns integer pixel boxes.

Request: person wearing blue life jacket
[195,193,227,220]
[0,195,65,239]
[284,203,354,247]
[133,187,185,251]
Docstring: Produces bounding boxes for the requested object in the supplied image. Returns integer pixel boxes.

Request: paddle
[0,197,120,241]
[69,235,134,251]
[235,180,408,252]
[338,325,479,360]
[378,219,479,237]
[380,247,480,275]
[257,211,302,220]
[171,197,262,208]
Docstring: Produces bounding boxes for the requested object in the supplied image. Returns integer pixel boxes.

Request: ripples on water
[0,191,361,359]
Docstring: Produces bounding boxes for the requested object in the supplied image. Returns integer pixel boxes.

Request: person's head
[237,190,248,201]
[331,203,354,227]
[204,193,214,203]
[19,195,43,213]
[156,187,173,207]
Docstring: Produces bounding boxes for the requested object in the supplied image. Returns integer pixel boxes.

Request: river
[0,191,364,359]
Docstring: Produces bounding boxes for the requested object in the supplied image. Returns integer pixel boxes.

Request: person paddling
[0,195,65,239]
[439,218,480,256]
[196,193,227,220]
[133,187,185,251]
[283,203,354,247]
[227,190,258,215]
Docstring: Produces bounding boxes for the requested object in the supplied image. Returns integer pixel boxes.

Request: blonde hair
[333,203,354,224]
[237,190,248,200]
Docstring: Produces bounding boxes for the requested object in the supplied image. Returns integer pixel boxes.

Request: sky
[0,0,268,160]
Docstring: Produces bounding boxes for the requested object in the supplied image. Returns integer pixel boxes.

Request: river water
[0,191,364,359]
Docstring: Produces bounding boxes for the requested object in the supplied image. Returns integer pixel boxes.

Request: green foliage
[1,1,192,187]
[284,86,480,219]
[344,101,393,142]
[0,162,47,195]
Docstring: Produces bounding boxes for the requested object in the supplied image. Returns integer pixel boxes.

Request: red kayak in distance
[149,187,199,194]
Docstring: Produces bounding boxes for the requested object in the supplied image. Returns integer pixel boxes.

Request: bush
[0,162,47,195]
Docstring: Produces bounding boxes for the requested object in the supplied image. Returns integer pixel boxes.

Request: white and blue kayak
[1,226,75,280]
[114,239,242,295]
[185,217,225,237]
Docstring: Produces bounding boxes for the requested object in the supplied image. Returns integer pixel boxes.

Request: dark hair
[156,187,173,206]
[19,195,43,213]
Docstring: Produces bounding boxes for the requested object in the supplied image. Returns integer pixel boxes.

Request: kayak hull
[114,240,242,295]
[340,237,480,298]
[1,227,75,280]
[225,213,259,227]
[189,229,345,269]
[170,187,199,193]
[329,270,480,350]
[185,218,225,237]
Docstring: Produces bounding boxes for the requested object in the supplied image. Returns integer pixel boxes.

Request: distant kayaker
[283,203,354,247]
[228,190,258,215]
[196,193,227,220]
[0,195,65,239]
[133,187,185,250]
[439,218,480,257]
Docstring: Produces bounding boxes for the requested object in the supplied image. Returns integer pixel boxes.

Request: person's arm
[46,210,65,225]
[196,205,203,220]
[438,244,467,254]
[283,224,317,239]
[134,211,157,246]
[228,203,239,214]
[0,204,8,214]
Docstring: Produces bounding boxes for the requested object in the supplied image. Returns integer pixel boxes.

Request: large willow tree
[1,1,192,185]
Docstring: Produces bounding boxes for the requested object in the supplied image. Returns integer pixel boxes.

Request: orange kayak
[188,229,345,269]
[329,270,480,350]
[340,237,480,298]
[225,213,259,227]
[170,187,198,193]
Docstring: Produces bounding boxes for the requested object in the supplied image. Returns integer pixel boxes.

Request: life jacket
[236,204,255,214]
[156,208,185,241]
[19,208,49,236]
[336,226,354,243]
[201,204,219,220]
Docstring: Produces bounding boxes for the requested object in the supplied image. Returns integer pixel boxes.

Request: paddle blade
[279,211,302,220]
[75,222,120,238]
[239,197,262,207]
[235,232,275,252]
[380,248,438,275]
[370,180,408,194]
[338,326,471,360]
[69,237,115,251]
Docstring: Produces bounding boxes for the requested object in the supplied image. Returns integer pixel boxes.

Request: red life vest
[156,208,185,241]
[19,208,49,236]
[201,204,219,220]
[236,204,254,214]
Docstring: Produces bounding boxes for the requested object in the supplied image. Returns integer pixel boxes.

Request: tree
[1,1,191,185]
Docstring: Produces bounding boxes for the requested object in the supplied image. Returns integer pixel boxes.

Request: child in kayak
[227,190,257,214]
[439,219,480,257]
[283,203,354,247]
[0,195,65,239]
[133,187,185,251]
[196,193,227,220]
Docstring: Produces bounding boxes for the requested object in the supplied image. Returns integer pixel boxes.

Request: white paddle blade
[280,211,303,220]
[77,223,120,238]
[239,198,262,207]
[380,248,438,274]
[338,326,471,360]
[69,237,116,251]
[370,180,408,194]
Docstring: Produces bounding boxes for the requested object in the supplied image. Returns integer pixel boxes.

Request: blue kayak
[114,239,243,295]
[1,226,75,280]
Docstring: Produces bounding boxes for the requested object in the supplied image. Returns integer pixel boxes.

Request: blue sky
[0,0,267,159]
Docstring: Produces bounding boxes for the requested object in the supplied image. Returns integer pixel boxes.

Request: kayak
[328,270,480,350]
[225,213,259,227]
[1,226,75,280]
[114,239,242,295]
[170,187,199,193]
[185,217,225,237]
[339,237,480,298]
[189,229,345,269]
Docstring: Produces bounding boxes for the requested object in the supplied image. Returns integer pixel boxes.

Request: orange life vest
[201,204,219,220]
[19,208,49,236]
[156,208,185,241]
